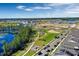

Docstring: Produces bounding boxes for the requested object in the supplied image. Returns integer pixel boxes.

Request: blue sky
[0,3,79,18]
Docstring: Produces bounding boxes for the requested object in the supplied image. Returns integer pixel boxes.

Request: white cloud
[16,5,52,12]
[16,5,33,12]
[64,5,79,14]
[33,6,52,10]
[16,4,79,15]
[48,3,66,7]
[16,5,25,9]
[24,8,33,11]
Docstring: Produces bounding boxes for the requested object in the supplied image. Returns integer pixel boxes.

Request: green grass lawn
[12,50,24,56]
[43,33,58,44]
[35,33,58,47]
[25,32,59,56]
[25,50,36,56]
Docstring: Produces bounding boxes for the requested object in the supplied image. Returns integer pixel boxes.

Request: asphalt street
[35,30,69,56]
[54,29,79,56]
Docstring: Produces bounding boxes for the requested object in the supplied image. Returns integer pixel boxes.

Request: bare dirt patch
[48,30,60,33]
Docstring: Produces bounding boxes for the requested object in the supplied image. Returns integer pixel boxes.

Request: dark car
[44,54,48,56]
[44,45,50,50]
[38,52,42,55]
[46,49,51,52]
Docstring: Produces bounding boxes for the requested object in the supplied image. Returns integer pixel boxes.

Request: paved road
[53,29,79,56]
[35,30,69,56]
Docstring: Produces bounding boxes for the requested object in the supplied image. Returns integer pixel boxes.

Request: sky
[0,3,79,18]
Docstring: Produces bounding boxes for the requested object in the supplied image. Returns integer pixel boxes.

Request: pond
[67,19,79,23]
[0,33,14,53]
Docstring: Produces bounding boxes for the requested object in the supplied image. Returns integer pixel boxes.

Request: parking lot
[54,29,79,56]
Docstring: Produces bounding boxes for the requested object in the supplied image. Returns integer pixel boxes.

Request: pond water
[0,33,14,53]
[67,19,79,23]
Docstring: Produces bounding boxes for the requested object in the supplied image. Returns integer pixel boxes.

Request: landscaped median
[24,30,60,56]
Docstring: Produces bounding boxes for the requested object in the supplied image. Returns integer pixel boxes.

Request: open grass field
[25,50,36,56]
[24,30,59,56]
